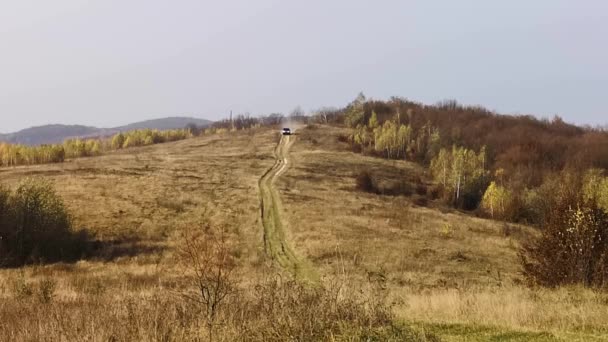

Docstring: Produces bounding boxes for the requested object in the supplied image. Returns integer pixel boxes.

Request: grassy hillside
[0,125,606,341]
[282,125,608,341]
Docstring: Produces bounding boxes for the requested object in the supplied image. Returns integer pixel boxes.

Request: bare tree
[178,224,237,341]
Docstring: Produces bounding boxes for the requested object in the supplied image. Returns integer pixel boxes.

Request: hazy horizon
[1,1,606,132]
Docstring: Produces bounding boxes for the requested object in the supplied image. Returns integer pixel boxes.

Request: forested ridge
[316,94,608,223]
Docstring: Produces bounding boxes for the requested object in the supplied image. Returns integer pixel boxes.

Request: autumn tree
[368,111,379,130]
[344,93,366,128]
[582,169,608,213]
[481,181,513,219]
[111,133,125,149]
[430,145,488,208]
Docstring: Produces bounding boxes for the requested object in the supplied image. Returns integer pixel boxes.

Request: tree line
[325,93,608,222]
[0,128,193,167]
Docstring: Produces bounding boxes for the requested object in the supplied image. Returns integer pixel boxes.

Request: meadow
[0,125,607,341]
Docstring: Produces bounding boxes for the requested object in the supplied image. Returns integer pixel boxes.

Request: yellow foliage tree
[481,181,513,219]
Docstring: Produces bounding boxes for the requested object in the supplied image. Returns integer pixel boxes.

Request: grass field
[0,125,607,341]
[280,125,608,341]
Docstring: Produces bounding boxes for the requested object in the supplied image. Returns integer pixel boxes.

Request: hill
[0,126,606,341]
[0,124,102,145]
[113,116,211,131]
[0,117,212,145]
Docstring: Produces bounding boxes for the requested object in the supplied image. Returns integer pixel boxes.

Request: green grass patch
[409,322,608,342]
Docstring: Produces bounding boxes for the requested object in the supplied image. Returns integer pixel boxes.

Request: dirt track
[259,134,318,283]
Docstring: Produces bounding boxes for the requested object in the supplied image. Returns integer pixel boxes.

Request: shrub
[356,170,377,193]
[413,195,428,207]
[11,272,33,299]
[178,226,236,340]
[382,180,413,196]
[521,202,608,287]
[37,278,57,303]
[337,134,350,143]
[232,278,436,341]
[415,183,428,196]
[0,179,88,267]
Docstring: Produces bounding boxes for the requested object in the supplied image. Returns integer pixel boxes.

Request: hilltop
[0,116,211,145]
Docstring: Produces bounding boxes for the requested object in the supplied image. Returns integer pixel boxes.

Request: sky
[0,0,606,132]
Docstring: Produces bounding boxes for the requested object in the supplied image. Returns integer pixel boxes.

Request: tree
[290,106,305,118]
[368,111,379,130]
[143,136,154,146]
[430,148,451,188]
[345,93,366,128]
[178,225,236,341]
[430,146,488,208]
[397,124,412,159]
[481,181,513,219]
[427,128,441,162]
[111,133,125,150]
[583,169,608,213]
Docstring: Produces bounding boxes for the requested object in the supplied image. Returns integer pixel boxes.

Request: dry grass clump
[231,278,437,342]
[0,267,434,341]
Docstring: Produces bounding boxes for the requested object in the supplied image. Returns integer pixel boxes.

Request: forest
[322,94,608,220]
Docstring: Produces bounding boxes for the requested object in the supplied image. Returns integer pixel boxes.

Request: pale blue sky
[1,0,606,132]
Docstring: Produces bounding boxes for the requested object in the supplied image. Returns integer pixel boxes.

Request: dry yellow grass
[0,129,277,340]
[1,124,608,341]
[0,128,420,341]
[279,124,608,340]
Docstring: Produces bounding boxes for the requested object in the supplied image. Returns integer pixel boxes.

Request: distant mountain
[114,117,211,131]
[0,117,212,145]
[0,125,103,145]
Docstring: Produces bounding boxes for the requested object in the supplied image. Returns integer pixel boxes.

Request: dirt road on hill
[259,133,318,283]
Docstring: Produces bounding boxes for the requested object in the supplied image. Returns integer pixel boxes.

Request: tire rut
[258,134,318,283]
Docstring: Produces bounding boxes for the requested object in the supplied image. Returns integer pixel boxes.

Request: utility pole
[230,110,234,130]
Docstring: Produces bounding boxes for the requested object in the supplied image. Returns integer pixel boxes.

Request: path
[259,134,318,283]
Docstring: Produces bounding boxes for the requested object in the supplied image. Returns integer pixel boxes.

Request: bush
[413,195,428,207]
[11,272,33,299]
[0,179,88,267]
[521,202,608,287]
[382,180,413,196]
[356,170,377,193]
[337,134,350,143]
[235,279,427,341]
[37,278,57,303]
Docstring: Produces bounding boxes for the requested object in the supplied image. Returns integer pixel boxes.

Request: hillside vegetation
[327,94,608,223]
[1,98,608,341]
[0,128,193,167]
